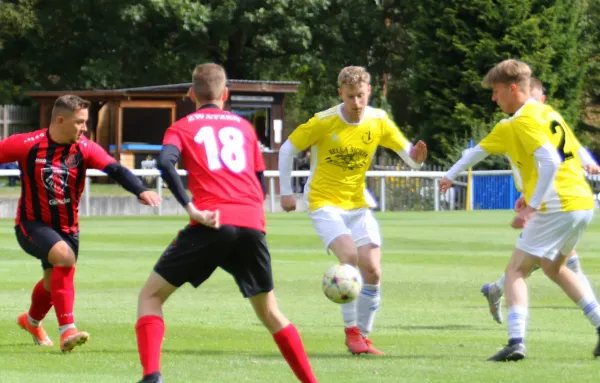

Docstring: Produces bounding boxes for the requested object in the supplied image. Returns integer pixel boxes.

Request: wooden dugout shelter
[27,79,300,170]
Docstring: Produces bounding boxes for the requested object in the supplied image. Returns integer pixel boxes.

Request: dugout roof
[27,80,300,169]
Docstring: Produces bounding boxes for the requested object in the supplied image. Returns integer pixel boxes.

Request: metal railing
[2,169,599,215]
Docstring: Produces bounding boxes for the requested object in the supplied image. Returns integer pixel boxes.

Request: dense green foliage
[1,0,598,164]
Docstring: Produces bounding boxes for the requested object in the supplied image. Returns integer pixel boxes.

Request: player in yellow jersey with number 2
[440,59,600,362]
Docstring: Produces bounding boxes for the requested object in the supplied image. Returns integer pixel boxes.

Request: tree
[0,0,37,103]
[387,0,592,166]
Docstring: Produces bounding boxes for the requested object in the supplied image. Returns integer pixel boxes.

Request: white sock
[59,323,76,335]
[567,254,597,299]
[341,301,357,328]
[507,306,528,341]
[577,296,600,328]
[357,284,380,337]
[494,273,506,294]
[27,313,40,327]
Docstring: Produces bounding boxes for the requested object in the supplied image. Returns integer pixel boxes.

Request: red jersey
[163,107,266,232]
[0,128,116,234]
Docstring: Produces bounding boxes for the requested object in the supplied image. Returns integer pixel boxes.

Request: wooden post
[39,100,53,129]
[116,101,123,162]
[2,105,7,139]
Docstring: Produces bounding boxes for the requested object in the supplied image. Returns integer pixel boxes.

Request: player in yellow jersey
[278,66,427,355]
[440,59,600,361]
[481,78,600,324]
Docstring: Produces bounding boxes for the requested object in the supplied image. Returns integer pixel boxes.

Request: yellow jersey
[288,104,410,211]
[479,100,593,212]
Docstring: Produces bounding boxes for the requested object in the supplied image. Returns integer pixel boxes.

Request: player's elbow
[157,153,176,173]
[279,140,298,157]
[156,157,171,173]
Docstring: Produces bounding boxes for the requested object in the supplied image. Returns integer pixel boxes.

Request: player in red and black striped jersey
[0,95,161,352]
[134,63,318,383]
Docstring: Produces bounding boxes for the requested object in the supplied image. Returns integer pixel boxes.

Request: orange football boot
[344,326,368,354]
[17,312,53,346]
[60,327,89,352]
[364,337,385,355]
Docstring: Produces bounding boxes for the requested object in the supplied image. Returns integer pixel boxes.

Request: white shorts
[516,210,593,261]
[309,206,381,249]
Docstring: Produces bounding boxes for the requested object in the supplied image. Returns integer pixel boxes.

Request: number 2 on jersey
[550,120,573,162]
[194,126,246,173]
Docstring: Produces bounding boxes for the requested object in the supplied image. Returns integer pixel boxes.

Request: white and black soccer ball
[322,264,362,304]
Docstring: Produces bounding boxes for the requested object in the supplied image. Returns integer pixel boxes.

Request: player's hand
[280,195,296,212]
[511,205,536,229]
[138,191,161,207]
[439,177,453,193]
[410,140,428,163]
[514,195,526,212]
[185,203,220,229]
[584,164,600,174]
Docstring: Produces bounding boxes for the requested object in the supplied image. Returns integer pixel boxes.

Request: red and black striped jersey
[0,128,116,234]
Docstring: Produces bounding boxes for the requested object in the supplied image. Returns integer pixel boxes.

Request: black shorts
[154,224,273,298]
[15,221,79,269]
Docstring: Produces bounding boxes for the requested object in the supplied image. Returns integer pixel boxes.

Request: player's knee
[256,307,287,333]
[47,242,76,267]
[138,272,177,309]
[541,259,560,280]
[505,261,527,279]
[335,251,359,266]
[360,264,381,284]
[138,284,165,303]
[250,292,289,332]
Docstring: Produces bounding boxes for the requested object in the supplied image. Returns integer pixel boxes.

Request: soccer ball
[322,264,362,304]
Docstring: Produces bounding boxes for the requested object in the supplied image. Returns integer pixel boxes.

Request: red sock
[136,315,165,377]
[50,266,75,327]
[273,324,318,383]
[28,279,53,322]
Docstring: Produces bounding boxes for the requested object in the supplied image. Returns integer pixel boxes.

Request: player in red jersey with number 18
[134,63,318,383]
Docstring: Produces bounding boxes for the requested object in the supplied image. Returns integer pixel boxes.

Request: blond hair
[337,66,371,87]
[51,95,91,120]
[482,59,531,90]
[192,63,227,101]
[530,77,544,93]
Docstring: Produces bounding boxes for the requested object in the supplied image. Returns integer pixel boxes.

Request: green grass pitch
[1,211,599,382]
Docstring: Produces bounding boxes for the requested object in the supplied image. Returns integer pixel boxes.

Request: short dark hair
[51,95,91,120]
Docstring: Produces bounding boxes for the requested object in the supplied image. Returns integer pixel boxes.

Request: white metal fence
[0,105,38,139]
[1,169,599,216]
